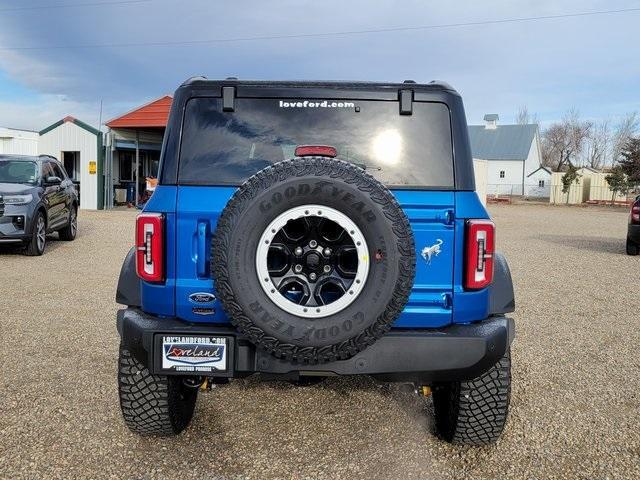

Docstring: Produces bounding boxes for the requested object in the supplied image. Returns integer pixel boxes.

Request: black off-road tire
[626,237,639,256]
[58,205,78,241]
[433,349,511,445]
[118,345,198,436]
[212,157,415,364]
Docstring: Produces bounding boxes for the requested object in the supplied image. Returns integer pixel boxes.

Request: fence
[550,170,639,205]
[486,184,550,199]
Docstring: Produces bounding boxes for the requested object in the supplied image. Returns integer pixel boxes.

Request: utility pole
[135,130,139,207]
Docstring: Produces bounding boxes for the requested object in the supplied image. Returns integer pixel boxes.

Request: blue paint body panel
[140,186,177,317]
[391,191,454,328]
[139,187,492,328]
[451,191,491,324]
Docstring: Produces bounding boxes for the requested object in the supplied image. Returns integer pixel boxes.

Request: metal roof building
[103,96,172,208]
[105,96,172,129]
[39,116,103,210]
[0,127,39,156]
[467,115,545,197]
[467,123,538,161]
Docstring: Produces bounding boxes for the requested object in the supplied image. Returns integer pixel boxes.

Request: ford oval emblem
[189,292,216,304]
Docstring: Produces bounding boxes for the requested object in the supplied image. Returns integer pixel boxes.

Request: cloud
[0,0,639,127]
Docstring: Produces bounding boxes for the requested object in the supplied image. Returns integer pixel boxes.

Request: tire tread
[433,349,511,445]
[118,345,197,436]
[212,157,415,364]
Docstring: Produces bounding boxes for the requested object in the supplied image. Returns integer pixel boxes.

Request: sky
[0,0,638,131]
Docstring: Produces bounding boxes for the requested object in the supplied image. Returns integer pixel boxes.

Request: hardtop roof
[179,77,459,94]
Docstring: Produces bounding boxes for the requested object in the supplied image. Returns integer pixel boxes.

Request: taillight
[632,203,640,224]
[295,145,337,157]
[465,219,495,290]
[136,213,164,283]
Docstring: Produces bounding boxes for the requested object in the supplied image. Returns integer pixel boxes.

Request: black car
[627,195,640,255]
[0,154,78,255]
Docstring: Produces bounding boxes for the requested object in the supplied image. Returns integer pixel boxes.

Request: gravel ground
[0,204,638,479]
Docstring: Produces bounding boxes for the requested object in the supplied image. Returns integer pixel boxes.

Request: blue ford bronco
[116,78,515,445]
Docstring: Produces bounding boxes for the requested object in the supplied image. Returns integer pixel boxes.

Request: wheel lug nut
[323,248,331,256]
[323,265,331,273]
[309,240,318,248]
[294,264,303,273]
[309,272,317,281]
[294,246,303,256]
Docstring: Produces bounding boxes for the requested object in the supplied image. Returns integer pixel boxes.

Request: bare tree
[516,106,530,125]
[611,112,639,163]
[584,119,610,170]
[516,105,539,125]
[541,109,592,171]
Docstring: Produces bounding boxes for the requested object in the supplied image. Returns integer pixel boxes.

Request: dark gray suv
[0,154,78,255]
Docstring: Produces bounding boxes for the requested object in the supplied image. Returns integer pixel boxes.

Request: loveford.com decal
[162,336,227,373]
[278,100,356,108]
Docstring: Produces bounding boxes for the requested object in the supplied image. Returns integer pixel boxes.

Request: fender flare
[116,247,141,307]
[489,252,515,315]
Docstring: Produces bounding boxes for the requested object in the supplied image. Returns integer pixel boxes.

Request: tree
[561,165,581,204]
[605,166,630,204]
[611,112,639,164]
[541,109,591,171]
[516,106,538,125]
[584,119,610,170]
[617,137,640,185]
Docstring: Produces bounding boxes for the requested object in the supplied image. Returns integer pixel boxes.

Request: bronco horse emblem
[421,239,444,264]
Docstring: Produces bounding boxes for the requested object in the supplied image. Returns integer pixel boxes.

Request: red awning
[105,96,172,128]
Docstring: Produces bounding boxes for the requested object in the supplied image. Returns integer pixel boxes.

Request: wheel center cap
[306,252,321,269]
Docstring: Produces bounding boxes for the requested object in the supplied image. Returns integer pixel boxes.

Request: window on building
[499,170,505,179]
[538,180,545,188]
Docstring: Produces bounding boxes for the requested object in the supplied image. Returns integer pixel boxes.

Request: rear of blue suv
[116,78,515,445]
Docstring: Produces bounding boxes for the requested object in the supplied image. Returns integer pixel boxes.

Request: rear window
[178,97,453,188]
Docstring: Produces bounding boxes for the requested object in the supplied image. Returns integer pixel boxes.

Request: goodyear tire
[212,157,415,364]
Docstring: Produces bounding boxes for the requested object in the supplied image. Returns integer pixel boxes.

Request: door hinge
[399,89,413,115]
[441,293,453,309]
[445,209,455,225]
[222,86,236,112]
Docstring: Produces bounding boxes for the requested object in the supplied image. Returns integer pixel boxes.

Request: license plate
[160,335,228,373]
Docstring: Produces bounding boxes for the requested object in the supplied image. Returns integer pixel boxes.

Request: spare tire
[212,157,415,364]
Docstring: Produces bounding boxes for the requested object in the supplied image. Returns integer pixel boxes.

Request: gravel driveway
[1,204,638,479]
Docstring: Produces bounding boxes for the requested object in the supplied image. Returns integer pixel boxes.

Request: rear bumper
[117,308,515,383]
[628,224,640,244]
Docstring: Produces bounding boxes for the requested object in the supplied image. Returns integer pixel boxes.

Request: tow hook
[183,376,205,389]
[416,385,432,397]
[197,377,230,391]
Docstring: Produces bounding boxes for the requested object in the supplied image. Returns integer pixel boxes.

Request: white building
[468,114,545,197]
[0,127,39,155]
[473,159,489,205]
[525,166,552,197]
[39,116,103,210]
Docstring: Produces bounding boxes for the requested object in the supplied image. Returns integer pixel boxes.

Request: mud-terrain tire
[118,345,197,436]
[626,237,639,256]
[433,349,511,445]
[212,157,415,364]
